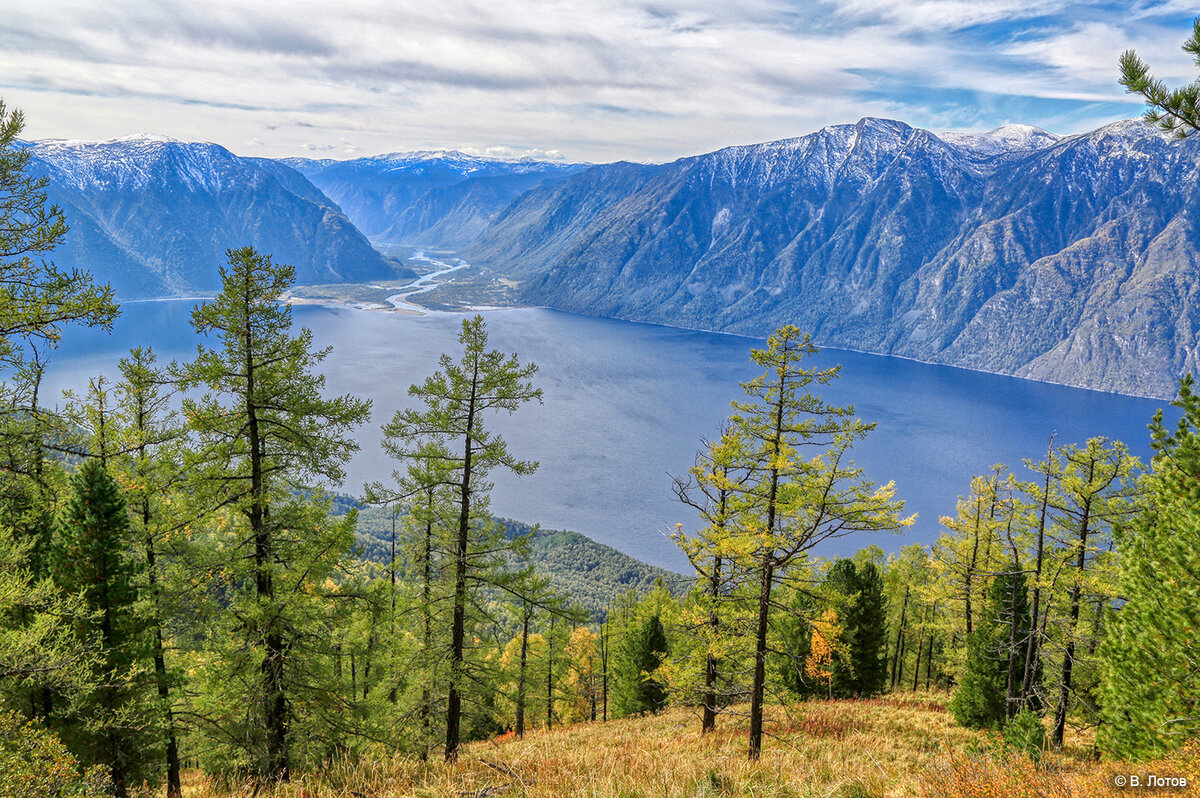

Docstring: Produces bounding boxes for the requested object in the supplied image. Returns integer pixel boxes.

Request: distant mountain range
[281,152,586,249]
[27,118,1200,398]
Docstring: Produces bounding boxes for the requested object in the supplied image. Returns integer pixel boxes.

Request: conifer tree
[721,326,907,759]
[1043,438,1139,748]
[613,614,669,716]
[672,427,749,733]
[53,459,153,798]
[826,559,888,698]
[62,350,186,796]
[1100,376,1200,757]
[378,314,541,761]
[949,570,1035,730]
[0,100,116,373]
[178,246,370,780]
[1119,19,1200,138]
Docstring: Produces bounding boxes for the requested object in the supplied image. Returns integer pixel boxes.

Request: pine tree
[949,570,1035,730]
[377,314,541,761]
[825,559,888,698]
[53,459,154,798]
[1119,19,1200,138]
[614,615,669,716]
[178,246,370,780]
[1100,376,1200,757]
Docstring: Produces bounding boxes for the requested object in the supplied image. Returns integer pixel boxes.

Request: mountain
[29,136,410,298]
[463,118,1200,399]
[283,151,585,248]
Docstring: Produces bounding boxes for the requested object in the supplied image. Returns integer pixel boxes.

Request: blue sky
[1,0,1196,162]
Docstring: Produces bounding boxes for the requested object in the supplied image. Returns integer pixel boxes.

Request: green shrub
[0,711,109,798]
[1002,708,1046,761]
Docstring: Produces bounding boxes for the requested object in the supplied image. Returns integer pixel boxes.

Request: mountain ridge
[27,117,1199,399]
[28,137,412,298]
[461,117,1196,399]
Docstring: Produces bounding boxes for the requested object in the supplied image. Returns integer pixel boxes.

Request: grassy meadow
[174,693,1196,798]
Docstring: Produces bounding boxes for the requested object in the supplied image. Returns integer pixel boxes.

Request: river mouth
[282,251,522,315]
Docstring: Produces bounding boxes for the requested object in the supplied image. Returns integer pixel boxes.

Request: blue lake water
[42,300,1172,572]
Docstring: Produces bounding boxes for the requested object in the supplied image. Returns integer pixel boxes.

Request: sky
[2,0,1197,163]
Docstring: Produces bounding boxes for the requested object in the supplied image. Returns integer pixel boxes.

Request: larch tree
[1044,438,1139,749]
[378,314,541,761]
[721,325,908,760]
[177,247,370,780]
[671,426,750,734]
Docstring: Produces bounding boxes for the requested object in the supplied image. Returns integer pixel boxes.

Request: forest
[1,89,1198,798]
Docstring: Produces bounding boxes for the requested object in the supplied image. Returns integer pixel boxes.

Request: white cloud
[0,0,1189,161]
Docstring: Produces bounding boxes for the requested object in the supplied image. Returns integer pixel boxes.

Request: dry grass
[176,694,1198,798]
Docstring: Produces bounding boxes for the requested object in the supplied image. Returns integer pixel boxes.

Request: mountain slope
[284,151,585,247]
[464,118,1200,398]
[352,508,683,620]
[30,136,410,298]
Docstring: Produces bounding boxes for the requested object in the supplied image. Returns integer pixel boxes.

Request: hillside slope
[352,508,683,618]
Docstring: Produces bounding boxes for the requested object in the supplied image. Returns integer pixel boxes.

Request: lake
[42,300,1171,572]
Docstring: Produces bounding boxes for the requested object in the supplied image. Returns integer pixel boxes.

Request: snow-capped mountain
[283,151,586,248]
[28,117,1200,397]
[30,137,409,297]
[464,117,1199,399]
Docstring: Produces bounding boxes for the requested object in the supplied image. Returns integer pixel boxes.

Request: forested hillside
[353,509,684,618]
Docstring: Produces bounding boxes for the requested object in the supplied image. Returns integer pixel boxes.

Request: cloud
[0,0,1190,162]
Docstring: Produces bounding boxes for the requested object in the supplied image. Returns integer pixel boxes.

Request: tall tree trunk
[748,555,774,761]
[748,381,785,761]
[600,621,608,722]
[546,616,555,731]
[1005,568,1021,719]
[702,554,722,734]
[1021,440,1053,709]
[1053,492,1093,749]
[421,492,433,758]
[145,524,180,798]
[445,376,477,762]
[388,504,397,705]
[911,633,923,691]
[891,588,909,690]
[924,632,934,691]
[246,303,288,782]
[516,604,529,738]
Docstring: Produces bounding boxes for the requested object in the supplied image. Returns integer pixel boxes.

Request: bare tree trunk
[516,604,529,738]
[1021,437,1053,709]
[891,588,909,690]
